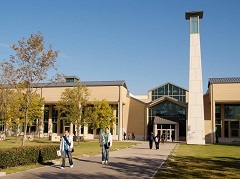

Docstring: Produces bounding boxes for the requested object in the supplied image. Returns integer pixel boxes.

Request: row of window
[151,83,186,103]
[215,104,240,137]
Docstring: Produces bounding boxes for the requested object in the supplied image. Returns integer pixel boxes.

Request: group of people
[123,131,135,140]
[59,129,175,168]
[59,127,112,169]
[149,132,166,150]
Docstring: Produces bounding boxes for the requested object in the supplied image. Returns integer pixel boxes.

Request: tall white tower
[185,11,205,144]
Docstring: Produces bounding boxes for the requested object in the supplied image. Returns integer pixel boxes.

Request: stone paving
[1,141,176,179]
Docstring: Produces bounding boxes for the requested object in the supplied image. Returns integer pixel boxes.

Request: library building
[1,76,239,144]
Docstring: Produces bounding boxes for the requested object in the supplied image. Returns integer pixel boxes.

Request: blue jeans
[102,144,109,161]
[61,149,73,167]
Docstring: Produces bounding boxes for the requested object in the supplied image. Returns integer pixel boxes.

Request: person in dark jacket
[149,132,154,149]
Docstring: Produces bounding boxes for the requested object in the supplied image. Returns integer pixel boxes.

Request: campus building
[1,76,238,144]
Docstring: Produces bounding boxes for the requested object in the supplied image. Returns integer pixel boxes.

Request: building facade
[0,76,240,143]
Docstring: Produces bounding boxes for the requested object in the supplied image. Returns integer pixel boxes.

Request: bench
[49,133,60,142]
[232,140,240,144]
[27,135,34,141]
[0,134,5,140]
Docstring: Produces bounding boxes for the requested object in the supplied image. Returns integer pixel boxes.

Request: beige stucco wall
[88,86,121,102]
[204,94,211,120]
[185,91,189,103]
[37,87,70,103]
[204,120,212,143]
[126,97,146,140]
[212,83,240,101]
[38,85,123,103]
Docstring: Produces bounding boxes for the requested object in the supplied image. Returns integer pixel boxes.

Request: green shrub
[0,145,59,168]
[38,145,59,162]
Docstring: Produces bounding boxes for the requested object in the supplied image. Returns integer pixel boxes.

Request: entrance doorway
[157,128,175,142]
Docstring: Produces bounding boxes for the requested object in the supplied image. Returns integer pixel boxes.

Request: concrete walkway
[1,141,176,179]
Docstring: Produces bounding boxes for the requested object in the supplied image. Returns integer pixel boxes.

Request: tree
[1,32,63,146]
[0,60,17,134]
[23,93,45,134]
[57,82,90,145]
[5,89,24,141]
[86,99,116,136]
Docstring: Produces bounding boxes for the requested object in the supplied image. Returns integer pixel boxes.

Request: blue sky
[0,0,240,95]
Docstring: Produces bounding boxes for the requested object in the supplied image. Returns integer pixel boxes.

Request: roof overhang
[154,116,178,125]
[147,96,187,108]
[185,11,203,20]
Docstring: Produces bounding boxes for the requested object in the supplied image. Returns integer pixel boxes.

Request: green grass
[0,137,141,174]
[154,144,240,179]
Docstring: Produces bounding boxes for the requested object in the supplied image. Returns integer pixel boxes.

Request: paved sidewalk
[1,141,176,179]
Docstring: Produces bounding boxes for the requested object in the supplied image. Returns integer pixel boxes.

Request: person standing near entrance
[149,132,154,149]
[155,134,160,149]
[171,133,175,142]
[59,130,74,169]
[100,127,112,164]
[161,133,165,145]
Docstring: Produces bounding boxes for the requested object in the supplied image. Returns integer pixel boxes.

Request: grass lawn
[0,137,141,174]
[154,143,240,179]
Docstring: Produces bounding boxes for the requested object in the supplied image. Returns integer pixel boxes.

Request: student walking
[59,130,74,169]
[149,132,154,149]
[100,127,112,164]
[155,134,160,150]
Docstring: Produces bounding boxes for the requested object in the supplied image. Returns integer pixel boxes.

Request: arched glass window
[151,83,186,103]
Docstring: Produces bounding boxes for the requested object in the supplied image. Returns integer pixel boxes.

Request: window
[96,128,101,135]
[224,121,229,137]
[88,123,93,134]
[116,104,118,135]
[52,105,58,133]
[215,105,221,137]
[60,120,63,134]
[230,121,239,137]
[66,78,74,82]
[44,105,49,133]
[27,119,37,133]
[81,126,84,135]
[52,118,58,133]
[44,118,48,133]
[190,16,198,34]
[151,83,186,103]
[224,104,240,119]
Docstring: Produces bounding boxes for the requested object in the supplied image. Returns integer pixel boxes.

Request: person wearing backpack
[59,130,74,169]
[100,127,112,164]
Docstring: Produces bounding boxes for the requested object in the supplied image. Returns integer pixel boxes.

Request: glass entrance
[157,128,175,142]
[157,124,175,141]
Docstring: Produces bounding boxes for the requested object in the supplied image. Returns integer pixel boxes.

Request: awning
[154,116,178,125]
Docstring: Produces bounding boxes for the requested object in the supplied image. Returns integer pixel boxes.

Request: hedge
[0,145,59,168]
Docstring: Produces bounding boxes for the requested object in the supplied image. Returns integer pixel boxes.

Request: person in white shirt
[155,134,160,150]
[100,127,112,164]
[59,130,74,169]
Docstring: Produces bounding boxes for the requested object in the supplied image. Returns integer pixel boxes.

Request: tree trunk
[39,123,44,138]
[15,123,20,143]
[39,105,44,138]
[77,124,80,146]
[22,107,29,147]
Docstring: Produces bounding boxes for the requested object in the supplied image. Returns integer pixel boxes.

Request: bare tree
[1,32,63,146]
